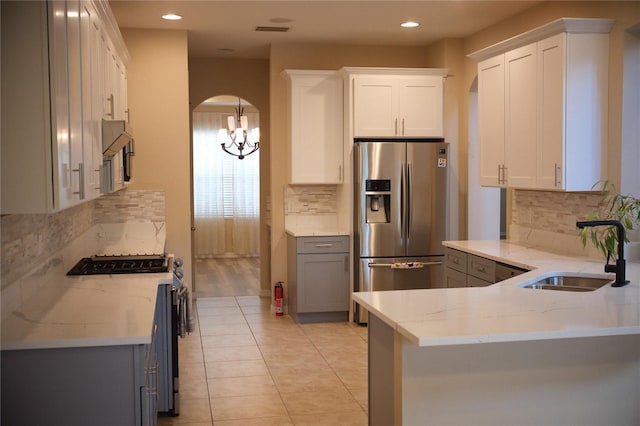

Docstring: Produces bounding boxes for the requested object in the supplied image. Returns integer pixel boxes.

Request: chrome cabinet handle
[315,243,333,248]
[554,163,561,187]
[402,118,405,136]
[395,118,398,136]
[72,163,85,199]
[106,94,114,119]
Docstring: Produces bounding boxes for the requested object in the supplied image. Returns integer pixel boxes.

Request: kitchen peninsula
[354,240,640,426]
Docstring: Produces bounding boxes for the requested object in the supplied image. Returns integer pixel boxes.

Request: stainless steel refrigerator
[353,138,449,323]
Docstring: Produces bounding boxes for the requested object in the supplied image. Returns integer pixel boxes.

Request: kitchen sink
[520,274,613,292]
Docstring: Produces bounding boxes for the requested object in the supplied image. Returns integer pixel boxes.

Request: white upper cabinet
[1,0,129,214]
[537,32,609,191]
[283,70,344,184]
[470,18,614,191]
[477,55,506,186]
[350,71,446,138]
[504,42,537,189]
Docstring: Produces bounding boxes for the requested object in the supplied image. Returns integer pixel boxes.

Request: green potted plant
[579,180,640,260]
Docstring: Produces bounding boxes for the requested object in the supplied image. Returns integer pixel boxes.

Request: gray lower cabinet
[1,324,158,426]
[1,344,154,426]
[445,247,527,288]
[287,235,350,323]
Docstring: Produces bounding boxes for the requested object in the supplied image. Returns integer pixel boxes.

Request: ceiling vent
[255,26,290,32]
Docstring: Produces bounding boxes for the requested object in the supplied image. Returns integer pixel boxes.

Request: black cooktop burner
[67,254,170,276]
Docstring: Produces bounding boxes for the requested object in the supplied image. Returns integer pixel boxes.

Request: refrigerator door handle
[400,162,406,245]
[367,261,443,268]
[407,162,412,238]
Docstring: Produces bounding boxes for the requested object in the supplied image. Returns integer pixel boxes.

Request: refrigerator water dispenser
[365,179,391,223]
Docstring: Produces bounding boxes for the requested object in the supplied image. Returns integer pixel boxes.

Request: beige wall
[188,58,271,295]
[122,29,193,286]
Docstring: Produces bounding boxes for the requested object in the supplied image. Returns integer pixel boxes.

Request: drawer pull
[315,243,333,248]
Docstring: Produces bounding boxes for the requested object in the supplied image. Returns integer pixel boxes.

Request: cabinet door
[353,76,398,137]
[297,253,349,313]
[537,33,565,190]
[81,1,103,199]
[445,267,467,288]
[289,74,343,184]
[478,55,505,186]
[505,43,537,188]
[398,77,443,137]
[66,0,86,205]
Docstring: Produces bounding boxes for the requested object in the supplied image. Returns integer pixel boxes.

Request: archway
[191,95,261,296]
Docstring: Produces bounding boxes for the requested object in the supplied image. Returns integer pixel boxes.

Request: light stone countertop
[352,240,640,347]
[1,222,171,351]
[285,227,350,237]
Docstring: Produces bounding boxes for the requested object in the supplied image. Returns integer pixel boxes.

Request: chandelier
[221,98,259,160]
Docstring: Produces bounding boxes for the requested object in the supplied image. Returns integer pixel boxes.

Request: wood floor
[194,257,260,297]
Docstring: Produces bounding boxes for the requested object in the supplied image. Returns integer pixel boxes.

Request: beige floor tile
[240,305,272,315]
[205,358,270,378]
[333,366,368,390]
[236,295,269,306]
[207,374,278,397]
[179,346,205,364]
[170,398,212,423]
[197,296,239,308]
[324,354,368,370]
[179,377,210,399]
[210,394,288,421]
[197,314,247,327]
[263,349,329,370]
[203,344,263,362]
[178,335,203,350]
[179,362,206,382]
[180,294,371,425]
[348,386,369,412]
[270,367,346,393]
[258,341,319,357]
[201,333,257,348]
[198,306,244,317]
[290,410,368,426]
[252,331,312,347]
[157,418,212,426]
[280,388,363,416]
[199,322,252,336]
[214,417,293,426]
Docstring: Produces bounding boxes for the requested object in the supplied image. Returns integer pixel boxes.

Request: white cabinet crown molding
[283,68,449,78]
[468,17,615,62]
[92,0,130,64]
[340,67,448,77]
[281,69,339,79]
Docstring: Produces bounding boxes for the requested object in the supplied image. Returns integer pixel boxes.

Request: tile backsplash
[509,189,605,258]
[1,189,165,289]
[284,185,340,232]
[285,185,337,215]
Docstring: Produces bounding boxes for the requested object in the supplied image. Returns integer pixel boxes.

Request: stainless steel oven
[67,254,190,417]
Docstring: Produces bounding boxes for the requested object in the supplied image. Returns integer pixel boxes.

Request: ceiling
[109,1,541,59]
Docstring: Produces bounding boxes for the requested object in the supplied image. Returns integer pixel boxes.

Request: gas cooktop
[66,254,170,276]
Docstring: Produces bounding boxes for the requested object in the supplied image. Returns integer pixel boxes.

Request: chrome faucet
[576,220,629,287]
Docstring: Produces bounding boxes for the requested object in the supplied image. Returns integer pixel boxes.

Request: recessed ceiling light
[162,13,183,21]
[401,21,420,28]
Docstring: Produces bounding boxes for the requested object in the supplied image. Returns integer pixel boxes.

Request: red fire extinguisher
[274,281,284,316]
